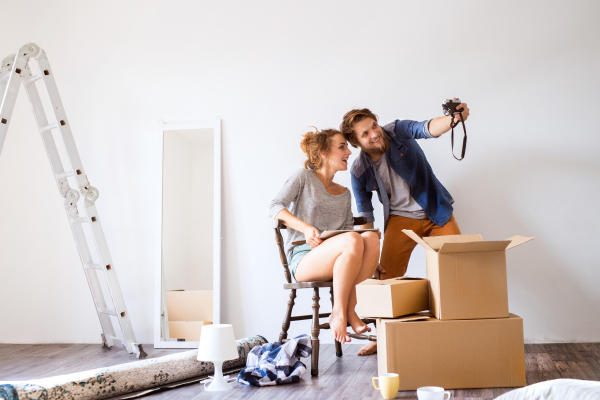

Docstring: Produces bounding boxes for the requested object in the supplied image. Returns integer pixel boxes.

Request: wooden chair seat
[273,217,376,376]
[283,281,333,290]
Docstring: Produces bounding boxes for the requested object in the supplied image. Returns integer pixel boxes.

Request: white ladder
[0,43,146,358]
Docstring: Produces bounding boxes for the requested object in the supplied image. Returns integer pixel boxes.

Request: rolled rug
[0,335,267,400]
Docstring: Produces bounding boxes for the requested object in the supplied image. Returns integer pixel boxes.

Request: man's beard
[366,133,390,155]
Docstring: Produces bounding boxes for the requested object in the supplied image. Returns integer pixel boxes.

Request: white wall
[0,0,599,345]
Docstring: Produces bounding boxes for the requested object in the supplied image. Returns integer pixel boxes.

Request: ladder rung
[41,122,58,132]
[26,73,42,84]
[85,263,103,270]
[55,171,75,179]
[98,307,118,316]
[69,216,89,223]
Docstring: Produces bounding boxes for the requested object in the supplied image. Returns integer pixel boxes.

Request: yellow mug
[373,373,399,399]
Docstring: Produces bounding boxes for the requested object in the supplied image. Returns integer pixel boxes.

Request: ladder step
[41,122,58,132]
[69,216,89,223]
[26,73,42,84]
[0,73,9,83]
[85,263,104,270]
[98,307,118,316]
[55,171,75,179]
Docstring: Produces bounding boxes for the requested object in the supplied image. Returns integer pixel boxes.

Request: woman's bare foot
[347,309,371,335]
[357,341,377,356]
[329,308,351,343]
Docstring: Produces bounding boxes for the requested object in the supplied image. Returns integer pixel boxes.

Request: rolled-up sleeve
[395,119,436,140]
[267,169,303,220]
[351,171,375,223]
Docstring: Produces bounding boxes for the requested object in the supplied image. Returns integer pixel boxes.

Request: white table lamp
[197,324,239,391]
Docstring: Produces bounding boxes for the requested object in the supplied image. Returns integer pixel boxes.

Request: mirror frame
[154,118,221,349]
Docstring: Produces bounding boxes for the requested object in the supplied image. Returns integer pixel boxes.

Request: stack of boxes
[356,231,534,391]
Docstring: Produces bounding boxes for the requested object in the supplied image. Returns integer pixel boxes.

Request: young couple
[268,102,470,355]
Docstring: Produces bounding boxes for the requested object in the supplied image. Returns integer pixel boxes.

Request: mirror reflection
[162,128,214,342]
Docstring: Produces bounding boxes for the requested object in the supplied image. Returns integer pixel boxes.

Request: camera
[442,98,463,116]
[442,98,467,161]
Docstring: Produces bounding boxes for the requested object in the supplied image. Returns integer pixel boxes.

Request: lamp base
[205,376,233,392]
[203,360,233,392]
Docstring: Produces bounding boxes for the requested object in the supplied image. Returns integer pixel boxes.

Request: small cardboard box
[166,290,213,341]
[168,321,212,342]
[356,277,429,318]
[377,313,526,390]
[403,230,534,320]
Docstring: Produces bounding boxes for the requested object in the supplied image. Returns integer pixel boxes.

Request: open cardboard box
[377,312,526,390]
[403,230,534,320]
[166,290,213,341]
[356,277,429,318]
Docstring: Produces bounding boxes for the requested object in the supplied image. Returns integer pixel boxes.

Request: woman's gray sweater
[268,168,354,260]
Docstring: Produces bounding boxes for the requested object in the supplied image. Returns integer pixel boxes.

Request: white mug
[417,386,451,400]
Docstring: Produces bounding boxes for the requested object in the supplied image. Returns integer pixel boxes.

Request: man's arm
[428,102,470,137]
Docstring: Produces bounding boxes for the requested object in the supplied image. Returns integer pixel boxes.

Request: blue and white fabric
[237,334,312,386]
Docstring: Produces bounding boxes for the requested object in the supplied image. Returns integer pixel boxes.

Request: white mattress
[496,379,600,400]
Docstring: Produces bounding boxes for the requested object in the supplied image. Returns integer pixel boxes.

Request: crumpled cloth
[237,334,312,386]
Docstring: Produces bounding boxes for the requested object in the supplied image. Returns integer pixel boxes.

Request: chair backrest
[273,216,368,284]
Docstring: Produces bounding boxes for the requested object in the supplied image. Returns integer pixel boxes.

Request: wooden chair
[273,217,377,376]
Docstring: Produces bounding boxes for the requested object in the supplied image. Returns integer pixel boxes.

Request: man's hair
[300,128,342,171]
[339,108,378,148]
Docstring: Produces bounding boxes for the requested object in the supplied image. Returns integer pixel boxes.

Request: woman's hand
[374,264,386,279]
[303,226,323,248]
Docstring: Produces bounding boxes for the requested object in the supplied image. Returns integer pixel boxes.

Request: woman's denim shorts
[289,243,313,282]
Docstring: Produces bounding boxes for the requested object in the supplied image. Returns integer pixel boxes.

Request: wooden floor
[1,342,599,399]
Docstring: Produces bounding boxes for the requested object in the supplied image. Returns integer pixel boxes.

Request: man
[339,101,469,355]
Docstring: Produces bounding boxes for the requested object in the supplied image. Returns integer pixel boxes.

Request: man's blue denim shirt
[350,119,454,230]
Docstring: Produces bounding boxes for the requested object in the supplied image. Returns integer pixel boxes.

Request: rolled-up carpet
[0,335,267,400]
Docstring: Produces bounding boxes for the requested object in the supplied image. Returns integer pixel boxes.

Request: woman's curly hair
[300,128,342,170]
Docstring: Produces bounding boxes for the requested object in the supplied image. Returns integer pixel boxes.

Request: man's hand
[454,99,470,123]
[429,98,470,137]
[303,226,323,248]
[374,264,386,279]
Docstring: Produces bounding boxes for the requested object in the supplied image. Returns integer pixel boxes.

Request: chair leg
[330,286,343,358]
[279,289,296,343]
[311,287,320,376]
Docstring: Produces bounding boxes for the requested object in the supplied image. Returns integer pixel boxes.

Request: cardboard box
[168,321,212,342]
[403,230,534,320]
[377,313,526,390]
[166,290,213,341]
[356,277,429,318]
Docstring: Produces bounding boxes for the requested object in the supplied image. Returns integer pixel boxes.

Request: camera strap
[450,112,467,161]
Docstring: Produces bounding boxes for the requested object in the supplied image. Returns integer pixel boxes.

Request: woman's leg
[294,232,364,344]
[346,231,380,334]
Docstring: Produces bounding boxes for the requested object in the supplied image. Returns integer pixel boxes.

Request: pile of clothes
[238,334,312,387]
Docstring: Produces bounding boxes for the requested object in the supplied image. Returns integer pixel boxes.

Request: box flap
[422,234,483,251]
[358,277,423,286]
[402,230,435,252]
[505,236,535,250]
[385,312,433,324]
[438,240,511,253]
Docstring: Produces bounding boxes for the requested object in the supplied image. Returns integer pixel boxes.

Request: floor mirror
[154,119,221,349]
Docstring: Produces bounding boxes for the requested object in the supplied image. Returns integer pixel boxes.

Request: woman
[268,128,380,344]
